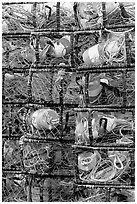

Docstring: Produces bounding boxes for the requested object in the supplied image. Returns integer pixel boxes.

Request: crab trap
[2,2,135,202]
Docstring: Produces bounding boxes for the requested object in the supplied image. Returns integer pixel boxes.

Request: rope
[79,150,130,183]
[2,2,135,202]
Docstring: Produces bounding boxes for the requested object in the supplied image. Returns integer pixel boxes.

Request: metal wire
[2,2,135,202]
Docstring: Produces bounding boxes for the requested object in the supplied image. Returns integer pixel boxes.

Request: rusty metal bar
[72,145,134,151]
[56,2,60,31]
[2,2,46,5]
[2,25,135,37]
[75,182,134,189]
[102,2,107,28]
[2,63,135,72]
[2,169,74,178]
[74,105,135,112]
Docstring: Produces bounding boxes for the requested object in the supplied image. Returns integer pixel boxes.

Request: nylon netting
[2,2,135,202]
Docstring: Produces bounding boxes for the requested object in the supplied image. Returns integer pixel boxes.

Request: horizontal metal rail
[2,25,135,36]
[72,145,135,151]
[2,63,135,72]
[2,2,46,5]
[74,105,135,112]
[2,134,75,143]
[2,169,74,178]
[75,182,135,189]
[2,102,135,111]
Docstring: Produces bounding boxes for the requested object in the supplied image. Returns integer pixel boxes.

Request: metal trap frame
[2,2,135,202]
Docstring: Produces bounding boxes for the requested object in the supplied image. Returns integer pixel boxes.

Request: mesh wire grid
[2,2,135,202]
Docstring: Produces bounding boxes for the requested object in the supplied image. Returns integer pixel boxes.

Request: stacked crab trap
[2,2,135,202]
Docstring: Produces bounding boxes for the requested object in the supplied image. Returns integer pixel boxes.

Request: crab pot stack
[2,2,135,202]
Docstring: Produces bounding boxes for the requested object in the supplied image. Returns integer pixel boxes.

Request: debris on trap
[2,2,135,202]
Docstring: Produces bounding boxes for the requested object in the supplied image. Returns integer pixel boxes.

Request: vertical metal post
[48,145,54,202]
[32,2,37,29]
[129,149,135,187]
[2,72,5,100]
[122,70,127,108]
[39,178,44,202]
[85,72,89,106]
[123,29,132,108]
[2,139,5,168]
[132,110,135,147]
[125,32,132,66]
[9,104,13,136]
[56,2,60,31]
[74,33,79,66]
[48,179,52,202]
[72,183,77,201]
[33,3,39,67]
[74,149,79,195]
[102,2,107,28]
[59,79,64,139]
[49,71,54,103]
[106,187,111,202]
[28,2,37,103]
[88,111,93,145]
[27,175,33,202]
[27,68,33,103]
[70,33,75,68]
[35,34,40,65]
[73,3,80,29]
[2,138,7,201]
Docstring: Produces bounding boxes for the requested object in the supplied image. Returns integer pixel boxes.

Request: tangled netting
[2,2,135,202]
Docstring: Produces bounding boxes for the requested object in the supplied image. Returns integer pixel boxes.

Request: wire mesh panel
[2,172,27,202]
[75,30,134,67]
[105,2,135,28]
[74,109,134,147]
[2,1,135,202]
[76,149,134,186]
[74,185,135,202]
[74,185,111,202]
[73,2,135,30]
[3,139,23,170]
